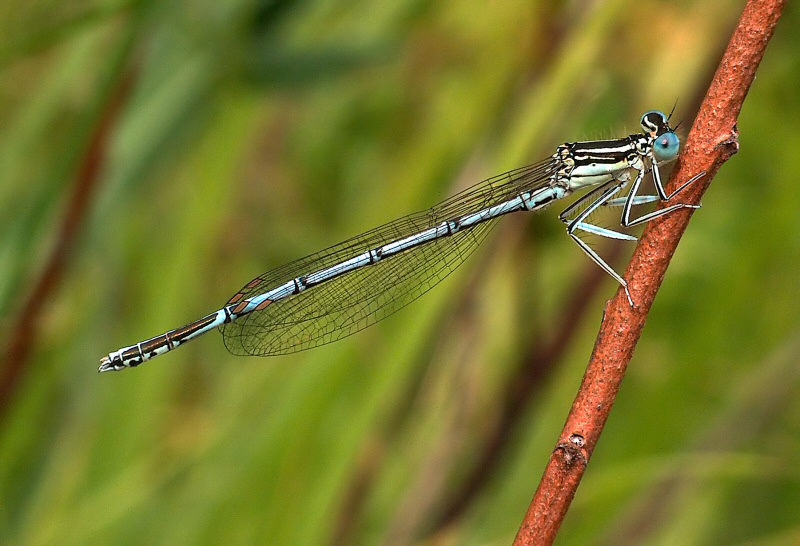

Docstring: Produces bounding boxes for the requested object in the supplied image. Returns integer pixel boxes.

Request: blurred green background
[2,0,799,544]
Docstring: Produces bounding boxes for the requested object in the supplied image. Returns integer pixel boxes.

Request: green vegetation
[1,0,799,544]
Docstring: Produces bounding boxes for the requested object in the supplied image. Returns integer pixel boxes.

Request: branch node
[555,438,588,470]
[717,124,741,159]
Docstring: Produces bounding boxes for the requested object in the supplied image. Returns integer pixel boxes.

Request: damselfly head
[640,111,670,136]
[641,110,680,162]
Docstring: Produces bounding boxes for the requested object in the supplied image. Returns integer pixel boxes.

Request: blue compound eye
[653,131,680,162]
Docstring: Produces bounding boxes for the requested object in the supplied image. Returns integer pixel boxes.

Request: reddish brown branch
[0,71,134,418]
[513,0,787,544]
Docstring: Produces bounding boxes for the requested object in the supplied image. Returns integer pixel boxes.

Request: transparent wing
[221,159,557,356]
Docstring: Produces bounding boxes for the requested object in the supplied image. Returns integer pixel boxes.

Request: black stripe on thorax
[569,136,638,163]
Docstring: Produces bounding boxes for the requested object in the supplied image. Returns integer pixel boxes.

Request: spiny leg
[581,167,706,305]
[650,158,704,202]
[619,164,704,228]
[559,181,637,306]
[605,169,702,209]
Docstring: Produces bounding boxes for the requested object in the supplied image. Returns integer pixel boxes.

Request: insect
[100,110,699,372]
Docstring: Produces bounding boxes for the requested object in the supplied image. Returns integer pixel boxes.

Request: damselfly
[100,110,700,372]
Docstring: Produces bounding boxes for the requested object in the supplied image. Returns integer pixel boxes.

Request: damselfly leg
[560,162,703,306]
